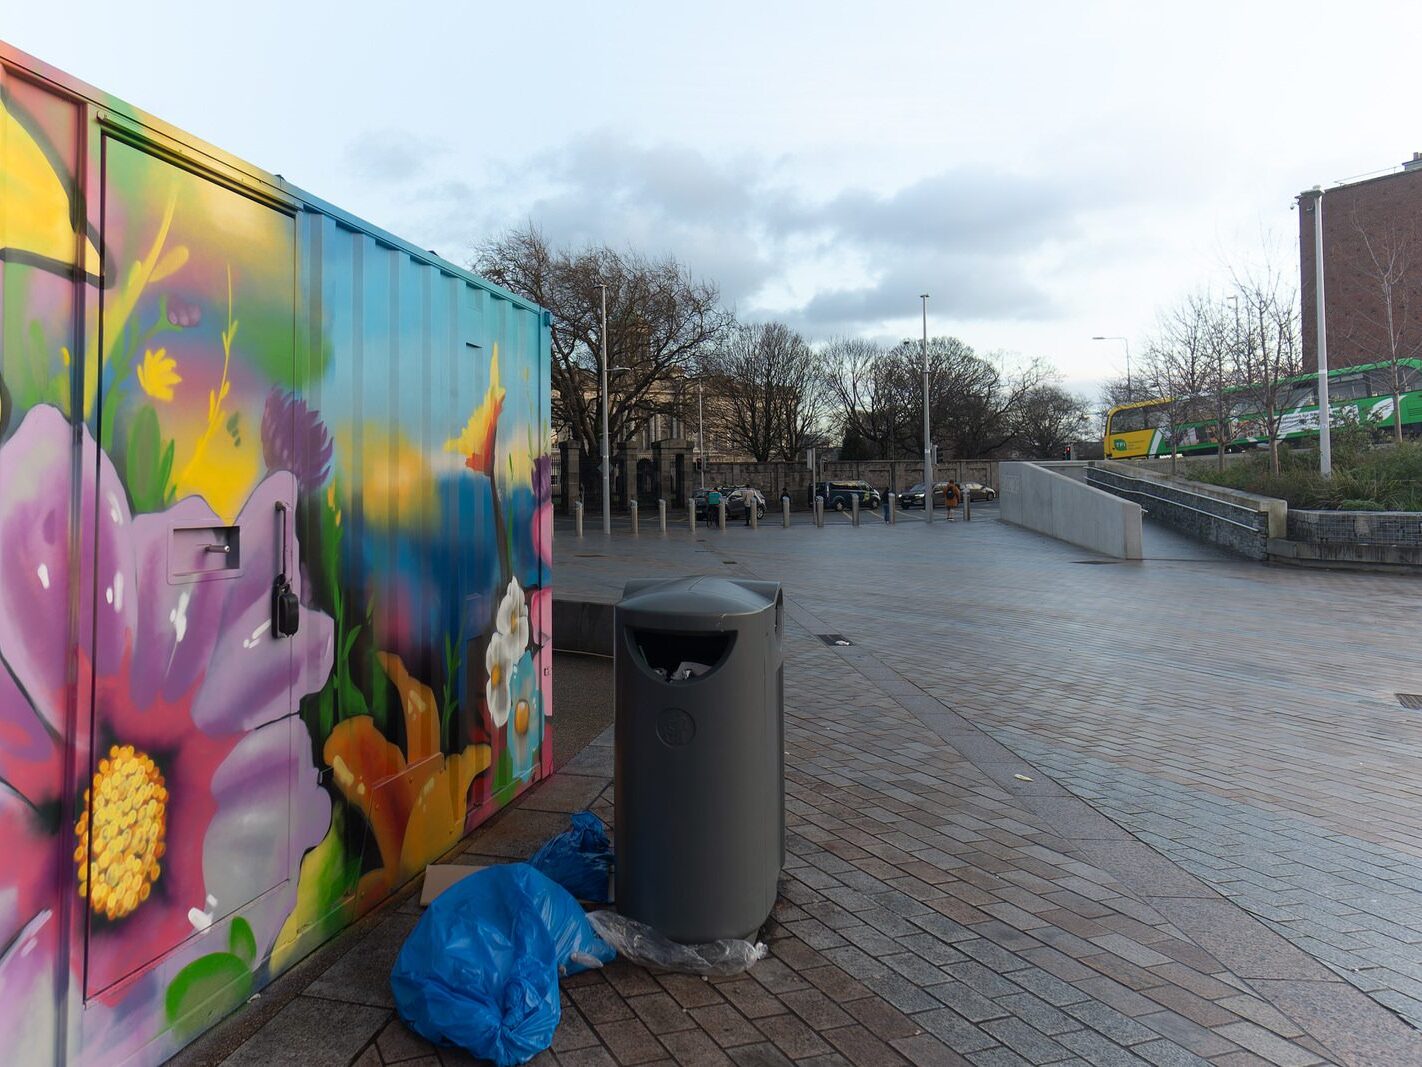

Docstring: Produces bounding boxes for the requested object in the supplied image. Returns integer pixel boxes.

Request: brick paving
[176,508,1422,1066]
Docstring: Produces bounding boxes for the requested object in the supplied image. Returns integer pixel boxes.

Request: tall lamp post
[697,382,706,489]
[1302,186,1332,477]
[921,294,934,523]
[595,283,611,534]
[1092,336,1132,400]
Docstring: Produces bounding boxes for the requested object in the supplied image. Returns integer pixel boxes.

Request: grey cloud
[791,255,1057,335]
[790,167,1096,253]
[391,132,1122,334]
[345,128,448,183]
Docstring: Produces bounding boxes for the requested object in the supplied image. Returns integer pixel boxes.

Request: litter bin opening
[632,628,736,682]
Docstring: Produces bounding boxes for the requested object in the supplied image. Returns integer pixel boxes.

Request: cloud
[380,131,1131,337]
[344,128,449,183]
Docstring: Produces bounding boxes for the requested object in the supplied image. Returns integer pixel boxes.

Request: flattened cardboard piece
[420,863,486,905]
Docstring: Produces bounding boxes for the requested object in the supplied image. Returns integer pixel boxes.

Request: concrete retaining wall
[1087,465,1284,561]
[1272,510,1422,569]
[552,596,614,656]
[1000,462,1143,559]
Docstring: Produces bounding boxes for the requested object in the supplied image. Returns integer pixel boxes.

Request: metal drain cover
[817,634,853,647]
[1398,693,1422,710]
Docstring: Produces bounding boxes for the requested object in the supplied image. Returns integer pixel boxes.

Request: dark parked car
[695,485,766,520]
[810,480,880,512]
[898,481,997,507]
[897,482,948,508]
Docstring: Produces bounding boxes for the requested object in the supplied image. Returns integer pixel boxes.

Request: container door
[84,137,298,997]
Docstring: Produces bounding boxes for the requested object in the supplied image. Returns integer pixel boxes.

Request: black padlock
[272,501,300,638]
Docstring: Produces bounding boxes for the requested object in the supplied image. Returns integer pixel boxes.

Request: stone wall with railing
[1086,464,1285,560]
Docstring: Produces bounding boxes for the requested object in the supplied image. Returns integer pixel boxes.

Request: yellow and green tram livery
[1103,358,1422,459]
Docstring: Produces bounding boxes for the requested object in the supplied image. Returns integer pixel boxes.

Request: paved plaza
[177,506,1422,1066]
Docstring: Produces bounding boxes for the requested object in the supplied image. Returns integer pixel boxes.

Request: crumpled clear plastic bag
[587,910,768,977]
[528,810,613,902]
[391,863,614,1066]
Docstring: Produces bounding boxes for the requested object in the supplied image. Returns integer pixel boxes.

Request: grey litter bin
[614,576,784,943]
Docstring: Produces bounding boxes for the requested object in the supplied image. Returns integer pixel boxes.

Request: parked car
[694,485,766,520]
[810,480,881,512]
[898,481,996,507]
[726,486,767,520]
[897,482,948,509]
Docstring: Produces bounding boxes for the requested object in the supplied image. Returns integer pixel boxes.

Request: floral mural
[0,48,551,1067]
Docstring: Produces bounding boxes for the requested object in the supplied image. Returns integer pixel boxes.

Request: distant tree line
[476,225,1093,485]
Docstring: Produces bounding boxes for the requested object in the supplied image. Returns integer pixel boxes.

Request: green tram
[1103,358,1422,459]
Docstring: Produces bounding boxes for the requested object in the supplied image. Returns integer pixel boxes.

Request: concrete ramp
[1000,461,1143,559]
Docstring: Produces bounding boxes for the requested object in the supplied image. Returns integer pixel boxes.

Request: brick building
[1299,155,1422,370]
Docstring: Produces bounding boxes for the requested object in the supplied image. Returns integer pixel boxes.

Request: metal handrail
[1089,472,1264,532]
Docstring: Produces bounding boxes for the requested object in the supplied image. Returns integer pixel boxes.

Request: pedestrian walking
[945,480,962,520]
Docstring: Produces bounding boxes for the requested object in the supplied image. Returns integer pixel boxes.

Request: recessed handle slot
[169,525,241,581]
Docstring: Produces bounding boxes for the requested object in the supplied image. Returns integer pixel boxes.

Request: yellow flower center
[75,744,168,920]
[514,699,531,736]
[490,661,503,688]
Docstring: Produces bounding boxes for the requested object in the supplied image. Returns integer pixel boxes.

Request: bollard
[574,500,584,537]
[749,500,759,530]
[782,498,791,528]
[689,502,697,533]
[965,492,972,522]
[717,499,727,531]
[814,496,824,527]
[888,493,897,524]
[629,499,639,537]
[851,495,860,527]
[658,499,667,533]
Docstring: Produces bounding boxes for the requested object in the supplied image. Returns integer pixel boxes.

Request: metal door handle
[204,543,231,554]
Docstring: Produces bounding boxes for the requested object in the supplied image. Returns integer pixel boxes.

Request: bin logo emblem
[657,708,696,747]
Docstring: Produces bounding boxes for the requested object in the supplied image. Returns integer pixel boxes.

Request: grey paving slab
[180,518,1422,1067]
[218,996,388,1067]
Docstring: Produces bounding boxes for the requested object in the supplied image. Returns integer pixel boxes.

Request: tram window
[1364,369,1394,396]
[1329,375,1368,402]
[1375,364,1422,393]
[1110,408,1146,433]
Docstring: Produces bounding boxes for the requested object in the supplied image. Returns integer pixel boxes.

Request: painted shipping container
[0,42,553,1065]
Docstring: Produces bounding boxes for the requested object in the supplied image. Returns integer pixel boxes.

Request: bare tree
[1014,385,1091,458]
[936,350,1051,458]
[1232,266,1302,473]
[824,337,900,459]
[1142,291,1229,474]
[476,226,732,496]
[827,337,1053,459]
[700,322,828,462]
[1095,376,1134,437]
[1351,205,1420,442]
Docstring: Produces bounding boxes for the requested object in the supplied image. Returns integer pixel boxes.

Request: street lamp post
[596,284,611,535]
[1092,336,1132,400]
[1304,186,1332,477]
[697,382,706,489]
[921,294,933,524]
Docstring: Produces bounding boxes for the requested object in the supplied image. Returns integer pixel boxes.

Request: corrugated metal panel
[0,40,552,1067]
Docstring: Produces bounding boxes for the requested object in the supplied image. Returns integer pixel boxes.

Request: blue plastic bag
[528,811,613,902]
[391,863,614,1066]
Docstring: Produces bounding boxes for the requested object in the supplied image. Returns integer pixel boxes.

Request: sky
[6,0,1421,397]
